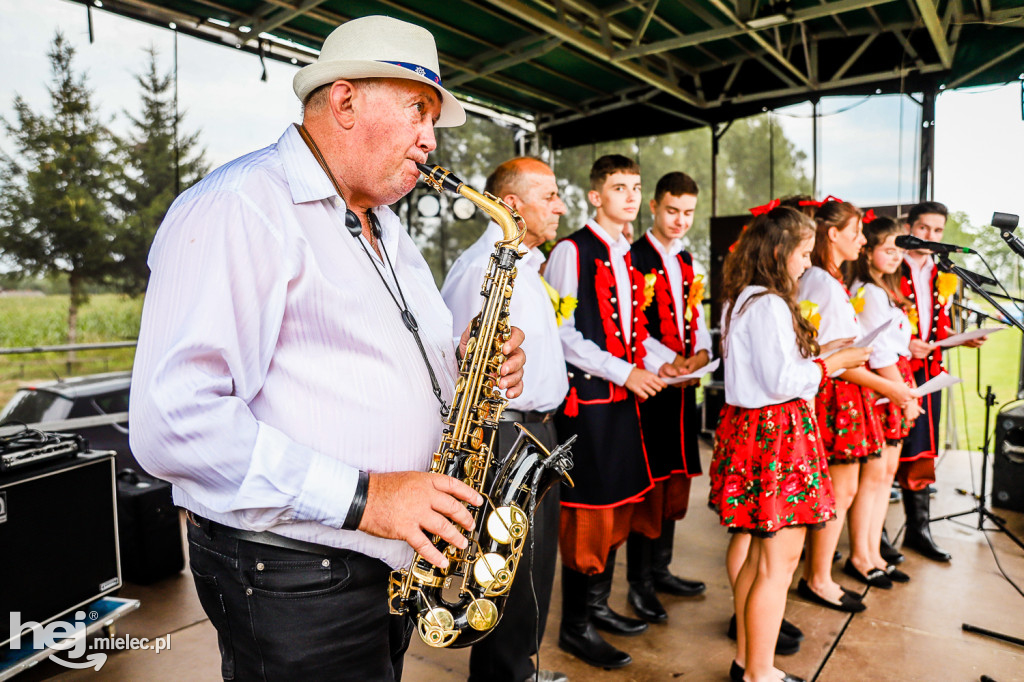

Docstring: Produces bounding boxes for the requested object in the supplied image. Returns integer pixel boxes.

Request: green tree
[113,46,207,296]
[0,33,119,347]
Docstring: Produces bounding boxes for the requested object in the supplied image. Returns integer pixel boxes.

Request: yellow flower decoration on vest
[685,275,705,322]
[936,272,958,305]
[641,272,657,312]
[907,307,919,335]
[541,277,577,327]
[799,300,821,334]
[850,286,866,314]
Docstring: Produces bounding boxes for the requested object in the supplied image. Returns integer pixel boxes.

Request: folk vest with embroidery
[900,260,951,377]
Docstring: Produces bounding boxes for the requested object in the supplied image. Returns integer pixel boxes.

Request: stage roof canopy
[78,0,1024,147]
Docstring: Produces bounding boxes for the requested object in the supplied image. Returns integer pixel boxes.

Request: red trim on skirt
[815,377,884,464]
[708,401,836,536]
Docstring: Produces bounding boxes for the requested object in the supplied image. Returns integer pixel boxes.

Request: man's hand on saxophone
[459,323,528,399]
[358,322,528,569]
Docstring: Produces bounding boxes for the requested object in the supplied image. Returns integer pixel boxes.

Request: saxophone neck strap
[294,123,448,415]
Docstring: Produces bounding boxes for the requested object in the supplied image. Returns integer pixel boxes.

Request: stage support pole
[919,85,937,202]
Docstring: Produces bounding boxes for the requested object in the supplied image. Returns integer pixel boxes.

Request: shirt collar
[904,253,935,278]
[645,230,682,258]
[278,124,340,205]
[586,218,631,257]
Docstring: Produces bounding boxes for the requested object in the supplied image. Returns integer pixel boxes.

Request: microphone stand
[932,253,1024,651]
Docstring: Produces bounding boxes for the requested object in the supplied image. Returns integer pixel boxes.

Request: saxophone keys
[470,427,484,449]
[487,505,528,545]
[473,552,509,589]
[419,607,458,648]
[466,598,499,631]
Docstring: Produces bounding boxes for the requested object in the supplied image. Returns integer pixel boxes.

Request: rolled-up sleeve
[129,188,358,531]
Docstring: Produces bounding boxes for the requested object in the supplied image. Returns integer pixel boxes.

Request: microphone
[894,234,974,254]
[993,212,1024,261]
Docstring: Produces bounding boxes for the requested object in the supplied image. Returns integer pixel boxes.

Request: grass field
[0,294,141,405]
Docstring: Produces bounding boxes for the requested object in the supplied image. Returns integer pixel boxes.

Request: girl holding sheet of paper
[797,201,917,609]
[709,207,870,682]
[848,215,925,585]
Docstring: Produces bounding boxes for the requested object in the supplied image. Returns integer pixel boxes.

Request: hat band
[377,60,442,86]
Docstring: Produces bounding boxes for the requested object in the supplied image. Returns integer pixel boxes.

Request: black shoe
[842,586,865,601]
[880,527,905,565]
[926,484,938,497]
[559,566,632,669]
[885,564,911,583]
[780,618,804,641]
[797,578,866,613]
[842,559,893,589]
[589,550,648,636]
[627,582,667,622]
[833,550,843,563]
[726,614,800,655]
[889,486,903,504]
[729,661,744,682]
[902,489,952,562]
[652,572,706,596]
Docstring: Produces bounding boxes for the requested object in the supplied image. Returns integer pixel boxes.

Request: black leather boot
[880,527,905,565]
[651,519,706,596]
[558,566,632,669]
[626,532,667,622]
[902,488,951,562]
[589,550,649,635]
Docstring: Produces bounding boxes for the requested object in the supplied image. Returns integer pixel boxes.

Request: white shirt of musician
[637,231,713,369]
[441,222,568,413]
[721,286,822,408]
[130,125,458,570]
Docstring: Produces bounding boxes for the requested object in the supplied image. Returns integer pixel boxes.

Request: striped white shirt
[130,125,458,569]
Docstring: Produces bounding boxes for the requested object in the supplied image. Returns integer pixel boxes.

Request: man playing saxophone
[129,15,526,681]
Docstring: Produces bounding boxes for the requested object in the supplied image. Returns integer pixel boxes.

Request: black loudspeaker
[993,403,1024,513]
[0,452,121,647]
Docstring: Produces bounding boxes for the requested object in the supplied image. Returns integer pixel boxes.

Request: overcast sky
[3,0,1022,232]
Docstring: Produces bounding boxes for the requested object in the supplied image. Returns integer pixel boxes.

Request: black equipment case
[115,469,184,584]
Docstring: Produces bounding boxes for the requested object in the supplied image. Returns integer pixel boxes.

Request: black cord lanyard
[292,124,448,414]
[345,209,447,413]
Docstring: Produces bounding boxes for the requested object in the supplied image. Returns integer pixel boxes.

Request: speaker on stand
[993,403,1024,513]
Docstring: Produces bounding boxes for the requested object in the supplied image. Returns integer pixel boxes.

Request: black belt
[501,408,555,424]
[186,510,339,556]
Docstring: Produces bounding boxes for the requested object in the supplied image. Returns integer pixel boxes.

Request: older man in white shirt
[130,16,525,681]
[442,157,568,682]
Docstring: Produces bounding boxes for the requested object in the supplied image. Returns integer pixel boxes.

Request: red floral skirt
[875,356,915,441]
[708,401,836,537]
[815,377,884,464]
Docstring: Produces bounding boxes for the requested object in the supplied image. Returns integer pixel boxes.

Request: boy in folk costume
[625,172,711,623]
[898,201,986,562]
[545,155,675,669]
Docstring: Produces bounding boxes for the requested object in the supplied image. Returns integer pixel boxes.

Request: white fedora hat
[293,15,466,127]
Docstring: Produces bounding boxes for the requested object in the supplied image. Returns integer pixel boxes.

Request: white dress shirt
[441,222,568,412]
[853,280,911,369]
[545,220,663,385]
[722,286,822,408]
[130,125,458,570]
[905,254,936,342]
[638,232,713,369]
[798,266,861,346]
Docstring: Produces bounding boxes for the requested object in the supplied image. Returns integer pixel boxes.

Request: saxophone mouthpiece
[417,163,465,194]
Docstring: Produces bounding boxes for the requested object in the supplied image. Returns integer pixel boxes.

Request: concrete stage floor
[16,442,1024,682]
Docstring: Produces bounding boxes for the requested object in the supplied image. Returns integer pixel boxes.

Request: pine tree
[113,45,207,295]
[0,33,119,348]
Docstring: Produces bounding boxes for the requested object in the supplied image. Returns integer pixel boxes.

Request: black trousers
[187,518,413,681]
[468,418,562,682]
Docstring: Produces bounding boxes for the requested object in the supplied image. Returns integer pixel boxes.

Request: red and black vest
[900,259,952,377]
[630,234,702,478]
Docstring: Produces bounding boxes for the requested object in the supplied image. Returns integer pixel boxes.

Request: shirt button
[610,297,617,303]
[604,261,611,267]
[256,562,265,571]
[632,285,638,290]
[322,559,331,568]
[612,313,618,319]
[246,588,253,596]
[615,331,622,337]
[332,197,342,208]
[568,372,575,379]
[584,373,592,380]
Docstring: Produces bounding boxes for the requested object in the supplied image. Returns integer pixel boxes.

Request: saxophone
[388,163,575,649]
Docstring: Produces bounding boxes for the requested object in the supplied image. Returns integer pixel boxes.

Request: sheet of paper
[934,326,1005,348]
[663,358,720,385]
[876,372,962,405]
[853,319,892,348]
